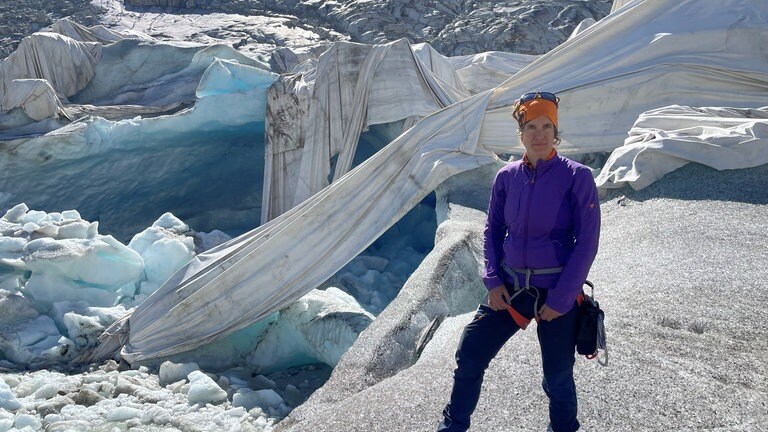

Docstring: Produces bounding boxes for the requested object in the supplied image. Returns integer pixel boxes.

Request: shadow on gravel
[605,162,768,205]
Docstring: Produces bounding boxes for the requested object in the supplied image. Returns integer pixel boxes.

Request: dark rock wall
[1,1,612,59]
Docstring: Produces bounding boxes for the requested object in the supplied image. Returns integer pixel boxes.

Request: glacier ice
[187,370,228,405]
[245,288,374,374]
[233,388,288,415]
[0,290,39,323]
[0,203,390,375]
[22,235,143,307]
[0,315,74,366]
[128,213,195,296]
[0,379,22,411]
[159,361,200,386]
[12,414,42,430]
[0,206,234,368]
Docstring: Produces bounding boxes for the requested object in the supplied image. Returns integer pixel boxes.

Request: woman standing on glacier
[437,91,601,432]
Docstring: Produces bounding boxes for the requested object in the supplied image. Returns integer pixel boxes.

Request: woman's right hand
[488,285,511,311]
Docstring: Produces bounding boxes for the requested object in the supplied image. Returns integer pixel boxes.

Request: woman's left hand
[538,304,563,321]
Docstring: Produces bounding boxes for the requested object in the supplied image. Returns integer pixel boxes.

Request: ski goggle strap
[513,91,560,128]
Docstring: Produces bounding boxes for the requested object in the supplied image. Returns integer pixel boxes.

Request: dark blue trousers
[438,289,580,432]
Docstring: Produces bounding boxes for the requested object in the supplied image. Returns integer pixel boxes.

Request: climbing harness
[501,265,608,366]
[501,264,563,329]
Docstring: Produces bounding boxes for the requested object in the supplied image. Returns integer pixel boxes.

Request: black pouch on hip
[576,281,607,366]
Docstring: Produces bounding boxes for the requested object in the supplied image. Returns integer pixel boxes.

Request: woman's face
[520,115,556,163]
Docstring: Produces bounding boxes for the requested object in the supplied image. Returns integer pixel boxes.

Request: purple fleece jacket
[482,153,601,314]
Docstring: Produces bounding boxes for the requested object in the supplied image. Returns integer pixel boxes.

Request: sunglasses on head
[518,91,559,106]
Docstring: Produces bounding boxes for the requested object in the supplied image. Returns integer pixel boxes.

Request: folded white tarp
[1,79,69,121]
[0,32,102,113]
[596,105,768,189]
[93,0,768,363]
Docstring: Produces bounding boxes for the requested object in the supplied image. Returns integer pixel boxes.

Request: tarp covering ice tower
[262,39,466,222]
[93,0,768,363]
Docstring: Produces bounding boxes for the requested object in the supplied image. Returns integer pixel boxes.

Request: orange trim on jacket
[523,149,557,167]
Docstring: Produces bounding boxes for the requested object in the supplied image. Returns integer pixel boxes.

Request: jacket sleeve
[482,169,507,291]
[546,167,601,313]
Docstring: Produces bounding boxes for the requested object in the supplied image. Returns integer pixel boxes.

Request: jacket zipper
[523,165,537,268]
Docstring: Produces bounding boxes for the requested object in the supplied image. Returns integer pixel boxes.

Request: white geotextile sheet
[1,79,68,121]
[0,32,101,115]
[50,18,152,44]
[262,39,467,222]
[596,105,768,190]
[96,0,768,362]
[611,0,636,13]
[480,0,768,154]
[104,91,497,362]
[447,50,538,96]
